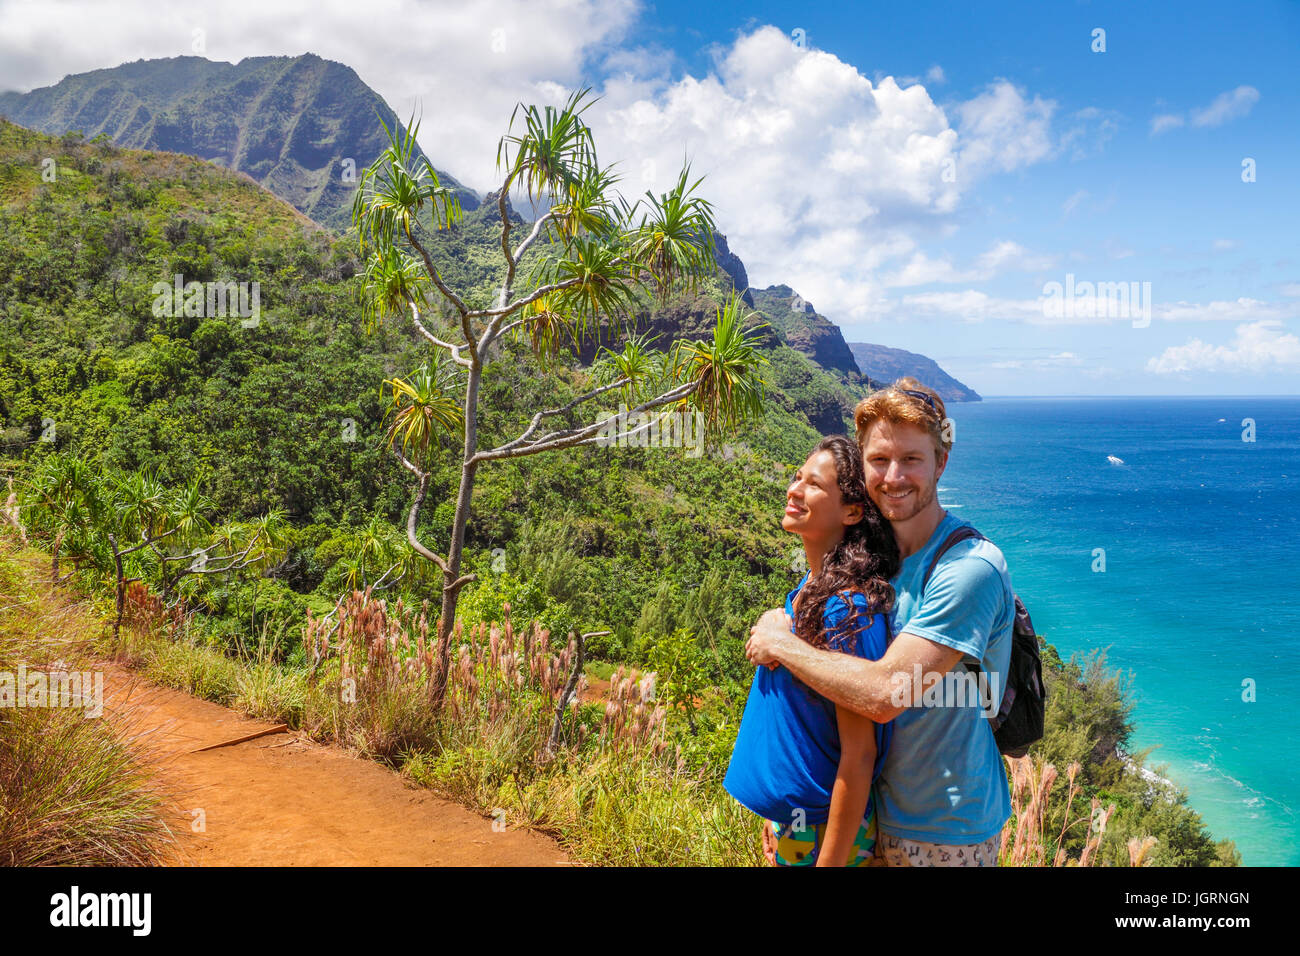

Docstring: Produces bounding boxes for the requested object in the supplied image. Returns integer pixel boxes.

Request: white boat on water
[1107,455,1125,466]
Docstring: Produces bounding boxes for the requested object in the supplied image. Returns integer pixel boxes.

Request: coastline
[1116,745,1179,795]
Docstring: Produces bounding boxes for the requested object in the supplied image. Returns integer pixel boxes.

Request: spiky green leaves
[353,113,463,327]
[496,88,599,206]
[671,293,770,438]
[360,243,430,330]
[381,360,463,470]
[549,161,622,241]
[624,162,718,303]
[353,113,463,251]
[593,332,670,404]
[113,469,170,541]
[529,235,641,332]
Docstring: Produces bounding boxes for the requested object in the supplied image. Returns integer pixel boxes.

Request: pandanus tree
[19,455,289,641]
[352,88,770,708]
[22,456,107,583]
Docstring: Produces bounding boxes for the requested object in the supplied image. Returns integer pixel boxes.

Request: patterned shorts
[876,831,1000,867]
[769,802,878,867]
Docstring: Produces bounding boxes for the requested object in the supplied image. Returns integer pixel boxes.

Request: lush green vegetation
[0,118,1238,866]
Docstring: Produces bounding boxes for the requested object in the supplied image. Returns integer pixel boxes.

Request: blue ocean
[940,396,1299,866]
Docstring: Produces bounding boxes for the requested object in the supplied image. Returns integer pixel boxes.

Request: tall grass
[999,754,1155,866]
[0,536,172,865]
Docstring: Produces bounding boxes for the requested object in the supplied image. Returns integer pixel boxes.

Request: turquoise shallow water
[938,396,1299,866]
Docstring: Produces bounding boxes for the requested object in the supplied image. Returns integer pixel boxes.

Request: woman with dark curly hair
[723,435,900,866]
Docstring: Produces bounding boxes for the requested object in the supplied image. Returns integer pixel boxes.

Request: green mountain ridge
[0,53,481,232]
[1,53,981,406]
[749,284,871,382]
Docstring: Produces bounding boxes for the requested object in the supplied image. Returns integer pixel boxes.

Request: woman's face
[782,449,864,547]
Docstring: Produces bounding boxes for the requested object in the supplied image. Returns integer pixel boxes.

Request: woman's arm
[816,704,876,867]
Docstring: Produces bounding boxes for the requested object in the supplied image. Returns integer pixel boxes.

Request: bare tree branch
[392,450,452,578]
[472,380,697,463]
[118,527,177,557]
[370,560,407,593]
[545,629,610,758]
[167,528,268,580]
[407,230,478,362]
[409,303,472,368]
[468,274,586,321]
[512,211,553,268]
[405,228,471,317]
[489,375,631,455]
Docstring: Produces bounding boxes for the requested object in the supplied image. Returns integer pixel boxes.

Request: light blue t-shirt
[874,510,1015,844]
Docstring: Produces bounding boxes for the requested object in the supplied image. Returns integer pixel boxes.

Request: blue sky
[2,0,1296,395]
[624,0,1300,395]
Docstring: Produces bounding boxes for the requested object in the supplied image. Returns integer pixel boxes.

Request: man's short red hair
[853,377,950,459]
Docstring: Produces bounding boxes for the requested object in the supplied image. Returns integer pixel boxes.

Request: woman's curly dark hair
[791,435,900,650]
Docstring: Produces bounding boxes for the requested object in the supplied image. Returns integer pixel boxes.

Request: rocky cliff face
[749,285,870,383]
[712,232,755,308]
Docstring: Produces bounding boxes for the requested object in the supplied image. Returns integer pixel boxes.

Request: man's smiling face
[862,419,947,525]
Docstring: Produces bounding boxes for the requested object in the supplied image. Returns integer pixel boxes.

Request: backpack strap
[921,524,986,593]
[920,524,986,673]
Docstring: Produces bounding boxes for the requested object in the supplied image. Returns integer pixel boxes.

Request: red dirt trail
[102,665,570,867]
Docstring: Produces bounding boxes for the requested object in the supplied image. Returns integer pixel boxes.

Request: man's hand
[746,608,796,670]
[761,820,778,865]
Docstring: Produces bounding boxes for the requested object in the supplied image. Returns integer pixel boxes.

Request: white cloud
[951,79,1056,176]
[1102,238,1135,260]
[901,64,947,87]
[1149,85,1259,136]
[882,240,1055,287]
[1212,238,1238,251]
[1058,106,1120,160]
[1150,113,1185,136]
[588,31,1074,320]
[898,290,1045,323]
[889,288,1297,328]
[1146,321,1300,374]
[1155,297,1295,323]
[976,240,1056,274]
[990,351,1081,370]
[1190,85,1260,127]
